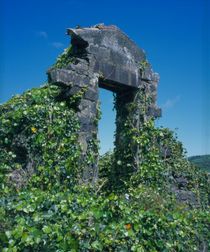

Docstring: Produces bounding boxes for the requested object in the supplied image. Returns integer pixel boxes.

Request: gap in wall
[98,88,116,155]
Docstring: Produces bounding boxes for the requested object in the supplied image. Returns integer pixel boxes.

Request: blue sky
[1,0,209,156]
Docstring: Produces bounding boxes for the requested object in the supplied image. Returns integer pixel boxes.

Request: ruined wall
[48,24,161,182]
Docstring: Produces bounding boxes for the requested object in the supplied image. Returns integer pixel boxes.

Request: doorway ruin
[98,88,115,155]
[48,24,161,182]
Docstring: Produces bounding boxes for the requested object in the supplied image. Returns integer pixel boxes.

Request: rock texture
[48,24,161,182]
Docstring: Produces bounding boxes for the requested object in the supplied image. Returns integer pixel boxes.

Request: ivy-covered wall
[0,85,82,192]
[0,24,209,252]
[48,24,161,183]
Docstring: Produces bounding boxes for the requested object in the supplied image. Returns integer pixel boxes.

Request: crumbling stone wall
[48,24,161,182]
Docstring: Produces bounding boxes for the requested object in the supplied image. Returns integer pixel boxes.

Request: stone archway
[48,24,161,183]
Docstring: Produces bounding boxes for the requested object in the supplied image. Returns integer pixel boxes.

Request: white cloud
[162,95,181,111]
[51,42,64,49]
[36,31,48,39]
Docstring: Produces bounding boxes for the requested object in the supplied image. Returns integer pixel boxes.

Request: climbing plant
[53,46,75,69]
[0,84,84,194]
[0,59,209,251]
[112,82,155,187]
[0,81,209,251]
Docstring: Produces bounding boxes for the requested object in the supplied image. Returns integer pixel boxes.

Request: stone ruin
[48,24,161,181]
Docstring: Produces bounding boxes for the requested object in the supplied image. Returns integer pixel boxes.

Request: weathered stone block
[47,24,161,182]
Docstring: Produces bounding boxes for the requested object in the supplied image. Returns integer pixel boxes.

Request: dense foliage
[1,184,209,252]
[189,155,210,173]
[0,83,209,251]
[0,84,83,193]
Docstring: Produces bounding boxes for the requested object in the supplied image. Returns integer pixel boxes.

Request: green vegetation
[189,155,210,173]
[0,84,83,193]
[0,82,209,251]
[53,46,75,69]
[1,183,209,252]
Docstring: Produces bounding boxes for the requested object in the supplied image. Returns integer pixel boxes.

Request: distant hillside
[189,155,210,173]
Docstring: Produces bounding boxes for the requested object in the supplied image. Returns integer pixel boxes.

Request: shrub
[0,83,209,251]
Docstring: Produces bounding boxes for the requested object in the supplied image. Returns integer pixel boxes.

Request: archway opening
[98,88,116,155]
[98,77,139,156]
